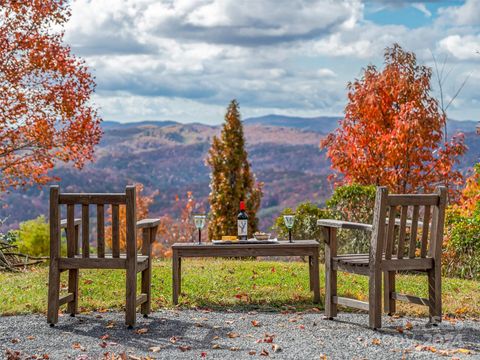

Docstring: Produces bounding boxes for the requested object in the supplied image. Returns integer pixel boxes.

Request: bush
[273,202,331,241]
[325,184,376,254]
[273,184,376,254]
[444,208,480,280]
[14,216,51,256]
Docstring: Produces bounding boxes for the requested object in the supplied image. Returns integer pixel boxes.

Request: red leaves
[322,44,466,196]
[0,1,102,191]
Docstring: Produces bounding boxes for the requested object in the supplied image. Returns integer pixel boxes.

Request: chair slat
[97,204,105,258]
[420,205,431,258]
[112,204,120,258]
[397,206,408,259]
[408,205,419,258]
[67,205,76,258]
[385,206,396,259]
[82,204,90,258]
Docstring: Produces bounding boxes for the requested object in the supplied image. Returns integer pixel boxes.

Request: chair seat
[58,253,149,271]
[333,253,433,271]
[72,254,148,262]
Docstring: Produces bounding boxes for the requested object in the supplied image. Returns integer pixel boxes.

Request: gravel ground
[1,310,479,359]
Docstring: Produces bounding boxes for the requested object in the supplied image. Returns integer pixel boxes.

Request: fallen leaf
[227,332,240,338]
[169,336,179,344]
[84,279,93,285]
[319,354,327,360]
[251,320,260,327]
[100,334,110,340]
[248,350,256,355]
[298,325,305,330]
[372,338,381,346]
[396,326,404,333]
[271,267,276,273]
[272,344,282,353]
[201,352,207,358]
[26,336,35,340]
[212,344,221,349]
[99,341,108,348]
[212,336,219,340]
[149,346,162,352]
[230,347,240,351]
[10,339,19,344]
[405,321,413,330]
[179,345,191,352]
[134,328,148,335]
[260,348,269,356]
[106,321,115,329]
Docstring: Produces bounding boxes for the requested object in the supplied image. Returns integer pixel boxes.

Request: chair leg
[325,259,337,319]
[67,269,79,316]
[428,267,442,324]
[369,270,382,329]
[141,262,152,316]
[125,267,137,328]
[384,271,396,315]
[47,264,60,325]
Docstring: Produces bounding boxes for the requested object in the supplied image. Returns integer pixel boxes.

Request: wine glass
[193,214,207,244]
[283,214,295,243]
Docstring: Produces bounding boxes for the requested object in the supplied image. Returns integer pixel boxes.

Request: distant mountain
[244,114,478,135]
[244,114,341,133]
[0,115,478,233]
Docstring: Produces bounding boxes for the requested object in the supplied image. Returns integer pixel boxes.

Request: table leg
[173,253,180,305]
[309,256,313,291]
[178,257,182,295]
[311,254,321,304]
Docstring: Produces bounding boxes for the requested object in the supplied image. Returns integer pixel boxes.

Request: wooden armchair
[47,185,160,328]
[318,186,446,329]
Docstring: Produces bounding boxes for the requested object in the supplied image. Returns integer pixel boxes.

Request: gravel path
[1,310,479,359]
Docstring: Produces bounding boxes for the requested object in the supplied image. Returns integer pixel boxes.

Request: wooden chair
[47,185,160,328]
[318,186,447,329]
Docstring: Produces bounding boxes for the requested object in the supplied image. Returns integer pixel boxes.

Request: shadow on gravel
[331,316,480,351]
[51,314,235,351]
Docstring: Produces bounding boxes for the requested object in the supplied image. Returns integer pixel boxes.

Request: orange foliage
[0,1,102,190]
[105,184,158,251]
[454,164,480,216]
[153,192,199,258]
[322,44,466,196]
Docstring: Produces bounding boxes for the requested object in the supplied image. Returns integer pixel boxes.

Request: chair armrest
[317,219,373,232]
[136,218,161,229]
[60,218,81,229]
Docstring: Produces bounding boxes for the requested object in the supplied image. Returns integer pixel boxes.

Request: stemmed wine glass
[283,214,295,243]
[193,214,207,244]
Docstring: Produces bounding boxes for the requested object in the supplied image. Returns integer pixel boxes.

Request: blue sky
[64,0,480,124]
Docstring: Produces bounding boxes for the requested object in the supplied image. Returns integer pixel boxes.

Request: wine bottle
[237,201,248,240]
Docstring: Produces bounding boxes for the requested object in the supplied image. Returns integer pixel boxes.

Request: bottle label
[238,220,248,236]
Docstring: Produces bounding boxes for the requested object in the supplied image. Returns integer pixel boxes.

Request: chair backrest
[370,186,447,263]
[50,185,137,259]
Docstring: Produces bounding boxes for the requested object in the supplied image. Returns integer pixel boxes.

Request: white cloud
[437,0,480,26]
[62,0,480,123]
[412,3,432,17]
[438,34,480,60]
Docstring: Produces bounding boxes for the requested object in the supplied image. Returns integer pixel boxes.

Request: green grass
[0,259,479,318]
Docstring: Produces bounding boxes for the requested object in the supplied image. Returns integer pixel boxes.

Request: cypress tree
[207,99,263,240]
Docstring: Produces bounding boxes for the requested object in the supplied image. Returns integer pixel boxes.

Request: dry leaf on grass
[227,332,240,338]
[134,328,148,335]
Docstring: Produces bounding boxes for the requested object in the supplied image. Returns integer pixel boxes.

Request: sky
[64,0,480,124]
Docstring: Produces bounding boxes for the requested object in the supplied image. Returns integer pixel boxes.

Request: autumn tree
[105,184,158,251]
[322,44,466,195]
[207,100,263,240]
[0,1,102,190]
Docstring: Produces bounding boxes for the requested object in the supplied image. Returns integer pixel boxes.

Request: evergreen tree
[207,100,263,240]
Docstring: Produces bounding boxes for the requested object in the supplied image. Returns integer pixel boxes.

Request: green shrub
[273,184,377,254]
[444,208,480,280]
[14,216,51,256]
[273,202,331,241]
[325,184,376,254]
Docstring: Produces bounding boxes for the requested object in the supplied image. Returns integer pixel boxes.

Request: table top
[172,240,319,249]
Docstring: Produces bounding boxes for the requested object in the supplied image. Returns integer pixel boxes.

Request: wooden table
[171,240,321,305]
